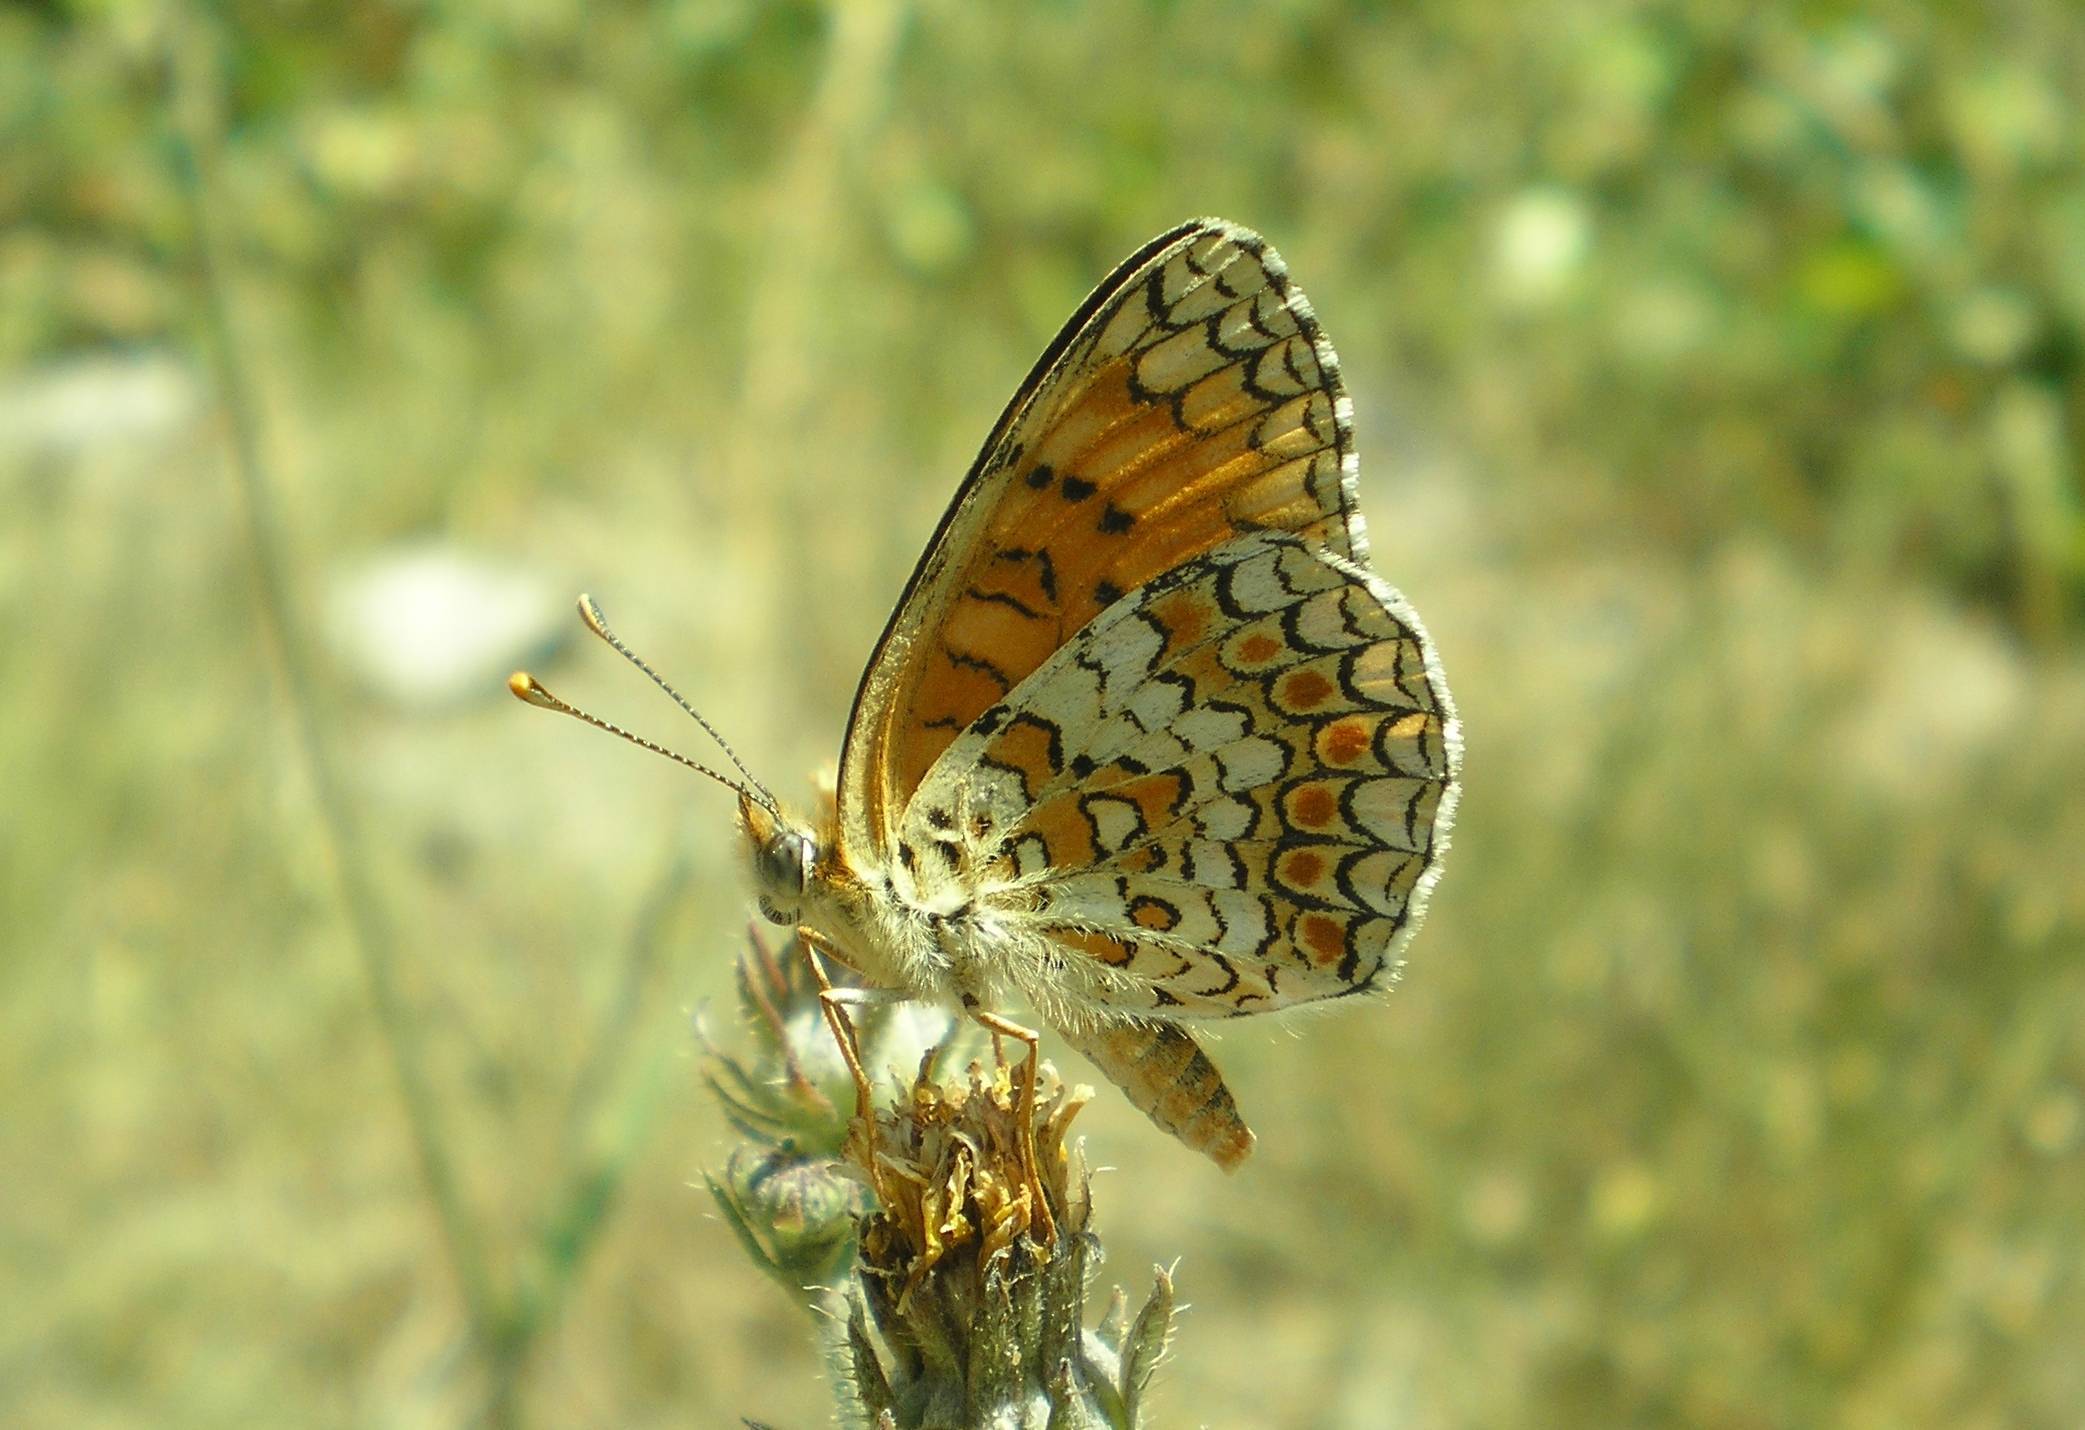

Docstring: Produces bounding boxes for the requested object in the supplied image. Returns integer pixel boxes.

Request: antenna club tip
[508,671,557,708]
[577,593,609,636]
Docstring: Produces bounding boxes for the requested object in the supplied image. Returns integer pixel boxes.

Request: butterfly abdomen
[1061,1019,1255,1171]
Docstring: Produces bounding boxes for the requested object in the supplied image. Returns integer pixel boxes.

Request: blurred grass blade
[163,0,502,1369]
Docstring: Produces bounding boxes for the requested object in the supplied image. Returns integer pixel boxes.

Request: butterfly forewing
[838,220,1367,858]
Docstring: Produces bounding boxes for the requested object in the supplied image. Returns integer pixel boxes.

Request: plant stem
[164,4,502,1368]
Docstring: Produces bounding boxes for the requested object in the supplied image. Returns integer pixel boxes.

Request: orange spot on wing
[1320,717,1371,765]
[1149,589,1212,657]
[1130,896,1180,931]
[1115,770,1187,829]
[914,658,1013,737]
[1282,850,1325,888]
[1116,845,1161,873]
[1054,926,1136,968]
[1239,633,1281,664]
[987,717,1061,801]
[1020,797,1098,869]
[941,600,1056,677]
[1283,670,1334,710]
[968,549,1061,618]
[1170,642,1232,692]
[1290,784,1337,829]
[1301,913,1346,965]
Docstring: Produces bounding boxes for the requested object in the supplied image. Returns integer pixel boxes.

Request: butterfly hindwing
[902,531,1460,1020]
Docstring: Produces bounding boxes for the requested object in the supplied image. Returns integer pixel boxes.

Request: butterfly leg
[798,938,921,1194]
[963,998,1057,1247]
[792,929,886,1123]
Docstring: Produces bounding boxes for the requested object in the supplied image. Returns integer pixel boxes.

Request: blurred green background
[7,1,2084,1425]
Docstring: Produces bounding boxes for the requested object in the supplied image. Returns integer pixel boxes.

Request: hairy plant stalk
[708,934,1180,1429]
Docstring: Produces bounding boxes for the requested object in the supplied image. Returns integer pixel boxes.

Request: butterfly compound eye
[754,828,814,923]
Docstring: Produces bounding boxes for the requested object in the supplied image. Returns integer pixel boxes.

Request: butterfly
[517,219,1460,1171]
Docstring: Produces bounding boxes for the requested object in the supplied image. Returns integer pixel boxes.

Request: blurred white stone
[0,351,200,460]
[1832,596,2027,807]
[326,543,567,709]
[1493,187,1591,306]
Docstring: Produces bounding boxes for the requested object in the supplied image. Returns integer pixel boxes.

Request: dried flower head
[854,1057,1091,1300]
[824,1057,1178,1429]
[703,925,1182,1427]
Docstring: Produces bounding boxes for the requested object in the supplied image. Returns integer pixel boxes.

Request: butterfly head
[740,789,817,926]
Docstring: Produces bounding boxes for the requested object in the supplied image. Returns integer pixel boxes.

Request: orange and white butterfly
[520,219,1459,1169]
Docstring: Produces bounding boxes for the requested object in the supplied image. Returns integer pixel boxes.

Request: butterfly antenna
[507,671,749,799]
[571,594,780,811]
